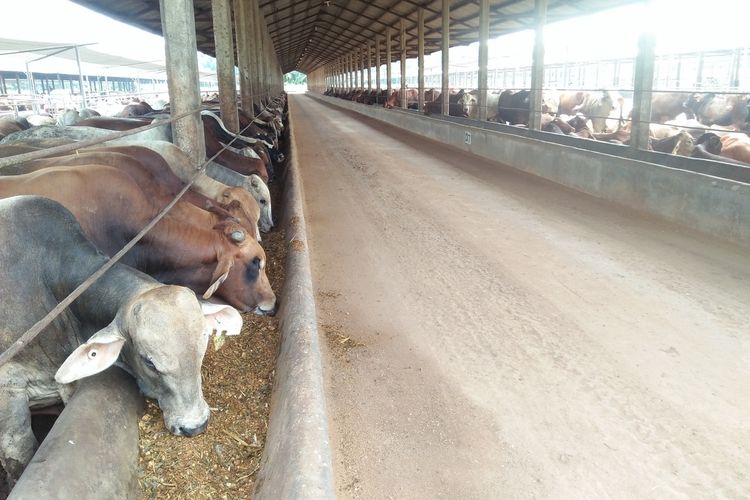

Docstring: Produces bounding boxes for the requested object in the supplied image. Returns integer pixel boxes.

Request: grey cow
[0,196,242,487]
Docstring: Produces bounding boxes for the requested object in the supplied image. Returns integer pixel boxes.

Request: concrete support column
[477,0,489,121]
[356,51,361,88]
[418,8,425,112]
[375,37,381,92]
[441,0,450,115]
[337,58,341,89]
[159,0,205,166]
[212,0,239,132]
[233,0,253,113]
[528,0,547,130]
[386,27,392,95]
[359,47,366,89]
[400,19,407,110]
[367,42,372,89]
[631,23,656,150]
[349,53,354,89]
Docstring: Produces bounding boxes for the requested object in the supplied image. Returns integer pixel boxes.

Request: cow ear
[55,324,125,384]
[203,256,234,299]
[250,177,259,188]
[199,300,243,336]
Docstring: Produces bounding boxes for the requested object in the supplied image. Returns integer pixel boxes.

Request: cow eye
[252,257,261,268]
[142,356,159,374]
[260,199,267,206]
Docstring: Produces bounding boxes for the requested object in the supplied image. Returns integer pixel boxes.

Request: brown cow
[718,134,750,164]
[558,90,614,133]
[116,101,154,117]
[74,115,270,182]
[384,89,419,109]
[0,164,276,314]
[688,93,749,128]
[7,147,261,240]
[650,92,694,123]
[0,119,28,140]
[423,89,468,117]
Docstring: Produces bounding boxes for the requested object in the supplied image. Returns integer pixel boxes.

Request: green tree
[283,71,307,85]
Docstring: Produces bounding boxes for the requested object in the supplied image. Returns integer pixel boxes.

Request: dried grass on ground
[138,204,286,500]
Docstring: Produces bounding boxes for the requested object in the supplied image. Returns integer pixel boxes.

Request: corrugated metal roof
[71,0,638,74]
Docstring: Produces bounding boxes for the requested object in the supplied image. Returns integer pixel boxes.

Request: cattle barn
[0,0,748,498]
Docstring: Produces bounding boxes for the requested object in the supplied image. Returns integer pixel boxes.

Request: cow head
[460,92,479,119]
[204,221,276,315]
[695,132,722,155]
[55,286,242,437]
[244,175,273,233]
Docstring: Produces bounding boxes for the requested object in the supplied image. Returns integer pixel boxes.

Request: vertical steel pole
[367,42,372,89]
[359,47,365,89]
[400,19,407,109]
[375,37,382,92]
[631,21,656,150]
[159,0,206,166]
[477,0,489,121]
[212,0,239,132]
[528,0,547,130]
[418,8,425,112]
[386,27,393,95]
[441,0,450,115]
[74,46,88,109]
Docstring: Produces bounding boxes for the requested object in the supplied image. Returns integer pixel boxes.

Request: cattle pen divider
[2,96,329,499]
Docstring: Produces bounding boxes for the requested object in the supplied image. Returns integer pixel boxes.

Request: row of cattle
[0,94,288,489]
[323,87,750,165]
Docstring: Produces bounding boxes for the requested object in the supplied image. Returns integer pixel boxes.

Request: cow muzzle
[170,418,209,437]
[254,300,277,317]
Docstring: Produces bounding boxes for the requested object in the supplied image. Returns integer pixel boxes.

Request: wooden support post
[386,27,392,95]
[441,0,450,115]
[233,0,253,113]
[528,0,547,130]
[418,8,425,112]
[249,0,263,106]
[400,19,407,109]
[631,19,656,151]
[253,0,266,102]
[212,0,239,132]
[159,0,205,166]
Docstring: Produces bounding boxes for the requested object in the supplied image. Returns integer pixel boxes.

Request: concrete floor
[292,94,750,500]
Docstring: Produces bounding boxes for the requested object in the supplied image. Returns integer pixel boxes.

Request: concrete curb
[253,109,335,499]
[10,368,143,500]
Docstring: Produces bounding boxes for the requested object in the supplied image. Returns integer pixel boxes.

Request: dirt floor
[292,94,750,499]
[137,187,286,499]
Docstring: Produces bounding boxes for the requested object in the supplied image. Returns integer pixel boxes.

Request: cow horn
[230,230,245,242]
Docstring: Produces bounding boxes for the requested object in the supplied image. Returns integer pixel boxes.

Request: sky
[2,0,748,80]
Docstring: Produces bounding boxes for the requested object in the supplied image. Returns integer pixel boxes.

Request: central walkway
[292,94,750,499]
